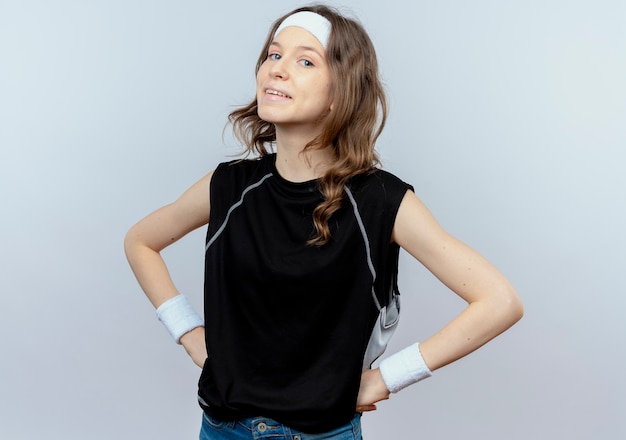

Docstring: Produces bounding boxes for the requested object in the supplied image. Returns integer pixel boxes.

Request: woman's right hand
[356,368,390,412]
[180,326,208,368]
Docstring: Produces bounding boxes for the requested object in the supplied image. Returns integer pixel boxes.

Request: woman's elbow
[499,285,524,327]
[123,226,136,254]
[123,224,146,262]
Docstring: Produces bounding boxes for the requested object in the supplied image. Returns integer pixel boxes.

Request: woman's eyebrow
[270,40,324,58]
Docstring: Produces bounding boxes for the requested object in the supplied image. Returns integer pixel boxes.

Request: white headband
[274,11,332,49]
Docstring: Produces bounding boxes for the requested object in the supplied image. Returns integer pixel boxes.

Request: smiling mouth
[266,89,291,98]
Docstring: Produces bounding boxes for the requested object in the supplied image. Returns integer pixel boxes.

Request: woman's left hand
[356,368,390,412]
[180,326,208,368]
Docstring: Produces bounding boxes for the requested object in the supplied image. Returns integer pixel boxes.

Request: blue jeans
[199,412,362,440]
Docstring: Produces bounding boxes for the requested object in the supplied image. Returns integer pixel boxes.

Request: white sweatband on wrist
[155,294,204,344]
[274,11,332,49]
[379,342,432,393]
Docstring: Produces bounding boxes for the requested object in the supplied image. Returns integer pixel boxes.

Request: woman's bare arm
[392,189,524,371]
[358,189,523,410]
[124,171,213,366]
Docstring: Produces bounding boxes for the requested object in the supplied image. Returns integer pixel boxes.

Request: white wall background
[1,0,624,438]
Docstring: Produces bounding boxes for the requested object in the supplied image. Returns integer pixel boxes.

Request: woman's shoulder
[213,153,275,182]
[349,167,413,197]
[344,168,414,220]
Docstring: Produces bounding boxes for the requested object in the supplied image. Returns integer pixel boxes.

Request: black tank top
[198,153,412,433]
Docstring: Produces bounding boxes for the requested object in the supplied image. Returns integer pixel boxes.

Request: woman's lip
[266,90,290,98]
[263,85,291,99]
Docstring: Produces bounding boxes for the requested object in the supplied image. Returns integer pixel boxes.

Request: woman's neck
[274,130,335,183]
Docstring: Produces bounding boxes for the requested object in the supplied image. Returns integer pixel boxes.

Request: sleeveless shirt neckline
[267,153,321,198]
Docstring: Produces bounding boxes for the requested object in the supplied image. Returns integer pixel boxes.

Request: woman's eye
[299,59,314,67]
[268,53,281,60]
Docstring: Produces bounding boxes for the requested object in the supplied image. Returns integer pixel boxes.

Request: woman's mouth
[265,88,291,99]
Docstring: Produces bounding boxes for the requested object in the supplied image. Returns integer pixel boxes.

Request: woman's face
[256,26,333,130]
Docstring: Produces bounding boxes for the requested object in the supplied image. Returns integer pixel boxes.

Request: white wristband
[379,342,432,393]
[155,294,204,344]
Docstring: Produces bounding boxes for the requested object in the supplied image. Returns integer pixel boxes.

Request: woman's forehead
[271,27,326,55]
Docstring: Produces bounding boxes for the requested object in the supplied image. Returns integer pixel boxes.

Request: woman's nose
[269,59,288,79]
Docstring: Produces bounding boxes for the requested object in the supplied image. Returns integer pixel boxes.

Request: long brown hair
[229,4,387,246]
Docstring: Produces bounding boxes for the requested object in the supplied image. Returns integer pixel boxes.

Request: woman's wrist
[155,294,204,344]
[379,342,432,393]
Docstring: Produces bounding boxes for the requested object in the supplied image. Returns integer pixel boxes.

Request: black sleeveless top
[198,154,412,432]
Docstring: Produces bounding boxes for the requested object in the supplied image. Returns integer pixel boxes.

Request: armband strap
[156,294,204,344]
[379,342,432,393]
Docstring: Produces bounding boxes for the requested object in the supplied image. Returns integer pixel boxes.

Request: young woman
[124,4,523,439]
